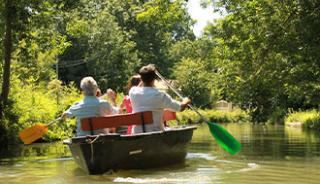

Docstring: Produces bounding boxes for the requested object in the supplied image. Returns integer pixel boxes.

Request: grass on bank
[170,109,250,125]
[285,110,320,130]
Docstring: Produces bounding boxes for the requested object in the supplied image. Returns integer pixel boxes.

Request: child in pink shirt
[120,75,141,134]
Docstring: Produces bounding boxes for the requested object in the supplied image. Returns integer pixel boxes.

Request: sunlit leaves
[173,58,220,107]
[66,19,89,37]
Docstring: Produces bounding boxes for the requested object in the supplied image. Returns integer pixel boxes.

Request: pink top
[122,95,133,113]
[123,95,133,134]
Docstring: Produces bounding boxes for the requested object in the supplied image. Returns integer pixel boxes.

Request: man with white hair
[62,76,119,136]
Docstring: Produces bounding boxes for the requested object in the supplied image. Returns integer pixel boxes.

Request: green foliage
[9,77,81,141]
[0,0,75,145]
[58,0,141,91]
[135,0,195,73]
[175,109,250,125]
[58,0,194,88]
[169,37,216,63]
[206,0,320,122]
[172,58,220,107]
[285,110,320,130]
[5,0,71,83]
[85,10,140,91]
[0,1,3,61]
[66,19,89,37]
[0,0,196,144]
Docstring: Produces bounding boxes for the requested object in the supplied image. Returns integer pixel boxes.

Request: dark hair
[138,64,156,84]
[126,74,141,93]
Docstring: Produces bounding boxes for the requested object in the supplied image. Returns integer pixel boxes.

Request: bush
[8,78,82,141]
[285,110,320,130]
[173,109,250,125]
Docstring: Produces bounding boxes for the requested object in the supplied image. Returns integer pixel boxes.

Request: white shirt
[64,96,118,136]
[129,86,181,133]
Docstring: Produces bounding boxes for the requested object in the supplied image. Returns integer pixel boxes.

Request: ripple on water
[186,152,216,160]
[113,174,216,184]
[37,157,73,163]
[197,167,220,173]
[0,172,23,178]
[227,162,259,173]
[113,177,189,183]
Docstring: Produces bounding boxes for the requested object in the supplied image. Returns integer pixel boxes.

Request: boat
[63,111,197,174]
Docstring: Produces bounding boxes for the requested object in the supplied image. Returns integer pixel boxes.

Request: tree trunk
[0,0,13,147]
[0,0,13,119]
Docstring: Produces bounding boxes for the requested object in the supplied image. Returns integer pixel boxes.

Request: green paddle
[155,70,242,155]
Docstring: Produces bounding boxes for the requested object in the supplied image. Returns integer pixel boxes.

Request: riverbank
[11,108,320,145]
[285,110,320,130]
[172,109,250,125]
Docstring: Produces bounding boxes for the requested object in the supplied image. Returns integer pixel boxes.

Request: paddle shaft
[47,117,62,127]
[155,70,242,155]
[155,70,209,123]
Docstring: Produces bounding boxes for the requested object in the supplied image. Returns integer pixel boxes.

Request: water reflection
[1,123,320,184]
[216,123,320,159]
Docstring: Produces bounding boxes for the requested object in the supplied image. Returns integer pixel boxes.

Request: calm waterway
[1,123,320,184]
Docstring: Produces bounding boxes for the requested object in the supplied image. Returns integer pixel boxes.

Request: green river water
[0,123,320,184]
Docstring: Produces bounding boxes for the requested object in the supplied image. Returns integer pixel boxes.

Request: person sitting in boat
[129,64,191,133]
[62,76,119,136]
[119,74,141,134]
[120,74,141,113]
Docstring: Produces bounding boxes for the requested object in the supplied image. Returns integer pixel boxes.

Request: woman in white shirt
[129,64,191,133]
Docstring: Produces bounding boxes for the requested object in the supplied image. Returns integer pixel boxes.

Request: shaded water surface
[1,123,320,184]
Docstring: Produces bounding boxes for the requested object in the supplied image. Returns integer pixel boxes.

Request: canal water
[1,123,320,184]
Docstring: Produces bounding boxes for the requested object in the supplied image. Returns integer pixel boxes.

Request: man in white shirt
[129,64,191,133]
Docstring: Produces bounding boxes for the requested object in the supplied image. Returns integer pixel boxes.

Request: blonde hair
[80,76,98,96]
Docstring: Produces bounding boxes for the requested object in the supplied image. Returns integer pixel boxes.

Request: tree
[58,0,140,91]
[206,0,320,122]
[0,0,13,147]
[0,0,74,146]
[136,0,195,74]
[0,0,12,118]
[58,0,195,89]
[172,58,220,107]
[85,10,140,91]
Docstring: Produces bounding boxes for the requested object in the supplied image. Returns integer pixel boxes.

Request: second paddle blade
[207,121,242,155]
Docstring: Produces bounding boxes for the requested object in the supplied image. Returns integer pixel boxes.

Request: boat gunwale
[63,125,197,145]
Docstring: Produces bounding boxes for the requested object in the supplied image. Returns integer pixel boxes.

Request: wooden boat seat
[163,109,176,121]
[81,111,153,135]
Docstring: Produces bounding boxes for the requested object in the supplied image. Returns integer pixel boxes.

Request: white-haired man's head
[80,76,98,96]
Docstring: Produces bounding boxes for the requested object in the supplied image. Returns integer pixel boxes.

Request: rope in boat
[87,135,101,164]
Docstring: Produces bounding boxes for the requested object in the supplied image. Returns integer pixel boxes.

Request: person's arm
[61,112,68,120]
[180,97,191,111]
[61,108,73,120]
[100,100,121,115]
[106,88,117,106]
[162,93,191,112]
[60,101,82,120]
[119,99,125,112]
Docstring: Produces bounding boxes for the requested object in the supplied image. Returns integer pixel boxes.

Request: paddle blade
[19,124,48,144]
[207,122,242,155]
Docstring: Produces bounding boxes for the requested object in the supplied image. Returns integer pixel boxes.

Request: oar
[19,117,62,145]
[155,70,242,155]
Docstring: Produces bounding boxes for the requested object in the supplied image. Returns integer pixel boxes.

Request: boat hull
[64,126,196,174]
